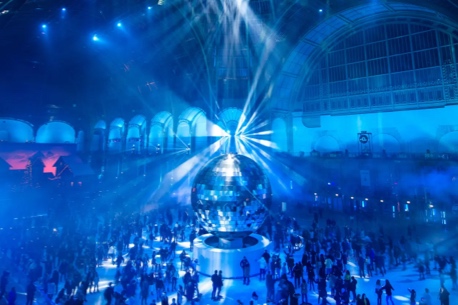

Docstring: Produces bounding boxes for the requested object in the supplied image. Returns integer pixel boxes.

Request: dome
[191,154,271,239]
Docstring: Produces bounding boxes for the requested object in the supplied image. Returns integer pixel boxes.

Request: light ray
[238,136,308,190]
[144,137,229,209]
[242,135,278,149]
[242,130,274,137]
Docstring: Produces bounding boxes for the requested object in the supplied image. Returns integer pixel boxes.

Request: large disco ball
[191,154,271,240]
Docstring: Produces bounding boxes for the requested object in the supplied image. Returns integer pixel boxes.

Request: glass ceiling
[273,2,449,110]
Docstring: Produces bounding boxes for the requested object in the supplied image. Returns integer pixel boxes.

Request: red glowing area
[0,143,76,176]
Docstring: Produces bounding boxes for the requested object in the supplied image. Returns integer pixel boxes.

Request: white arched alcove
[372,134,401,155]
[314,135,340,153]
[439,131,458,153]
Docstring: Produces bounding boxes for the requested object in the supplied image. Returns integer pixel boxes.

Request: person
[0,271,9,298]
[407,289,416,305]
[191,270,200,297]
[307,266,315,291]
[55,288,67,304]
[362,293,370,305]
[259,257,267,280]
[161,292,169,305]
[141,278,149,305]
[262,250,271,265]
[185,281,195,301]
[355,294,362,305]
[266,271,275,302]
[171,298,177,305]
[104,282,114,305]
[439,285,450,305]
[420,288,432,305]
[240,257,251,285]
[381,280,395,305]
[418,261,426,280]
[300,278,308,304]
[317,277,328,305]
[177,285,184,305]
[292,263,303,288]
[349,276,357,301]
[215,270,223,299]
[375,280,383,305]
[358,255,366,278]
[93,270,100,293]
[47,279,56,300]
[250,292,259,305]
[211,270,218,300]
[115,253,124,268]
[26,281,36,305]
[7,287,16,305]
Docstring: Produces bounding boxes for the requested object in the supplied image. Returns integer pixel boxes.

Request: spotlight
[41,24,47,29]
[117,22,122,27]
[319,9,323,13]
[61,8,66,11]
[92,35,99,41]
[148,6,152,10]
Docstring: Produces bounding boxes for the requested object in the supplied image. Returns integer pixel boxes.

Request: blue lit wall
[291,105,458,155]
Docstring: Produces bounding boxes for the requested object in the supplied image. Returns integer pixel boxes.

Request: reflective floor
[80,233,457,305]
[1,226,456,305]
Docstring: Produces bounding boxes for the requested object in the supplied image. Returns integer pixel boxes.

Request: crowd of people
[0,196,455,305]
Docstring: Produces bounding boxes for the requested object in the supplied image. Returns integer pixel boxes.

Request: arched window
[90,120,106,152]
[148,112,173,154]
[127,115,147,154]
[177,107,207,152]
[108,118,125,153]
[300,21,458,114]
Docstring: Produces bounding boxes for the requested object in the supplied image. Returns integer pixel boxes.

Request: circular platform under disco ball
[191,153,271,240]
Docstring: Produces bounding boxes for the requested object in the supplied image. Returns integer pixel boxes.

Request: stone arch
[372,133,401,155]
[313,134,341,153]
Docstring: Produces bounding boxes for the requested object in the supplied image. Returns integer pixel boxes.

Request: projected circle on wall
[191,154,271,240]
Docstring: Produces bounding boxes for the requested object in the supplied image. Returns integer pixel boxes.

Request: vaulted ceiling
[1,0,457,126]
